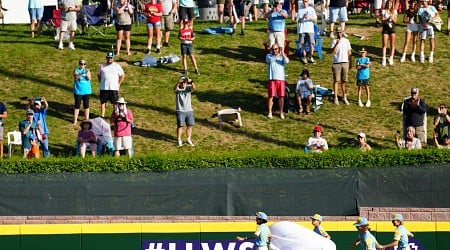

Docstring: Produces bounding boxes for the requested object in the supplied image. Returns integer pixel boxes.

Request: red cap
[313,125,323,132]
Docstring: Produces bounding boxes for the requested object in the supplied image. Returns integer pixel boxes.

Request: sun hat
[116,97,127,104]
[80,120,93,129]
[310,214,323,222]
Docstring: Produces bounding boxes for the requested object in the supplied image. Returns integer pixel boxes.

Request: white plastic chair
[217,108,243,129]
[7,131,22,158]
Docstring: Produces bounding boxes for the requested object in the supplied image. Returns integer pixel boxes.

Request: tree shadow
[197,45,265,62]
[196,89,267,115]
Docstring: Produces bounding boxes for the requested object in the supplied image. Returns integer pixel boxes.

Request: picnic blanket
[202,26,234,34]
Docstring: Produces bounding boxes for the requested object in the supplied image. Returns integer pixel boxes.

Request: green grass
[1,12,449,157]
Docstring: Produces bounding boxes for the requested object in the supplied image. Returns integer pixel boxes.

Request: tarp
[3,0,57,24]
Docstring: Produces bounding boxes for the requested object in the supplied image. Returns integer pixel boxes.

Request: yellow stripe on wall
[21,224,81,235]
[82,223,141,234]
[0,225,20,235]
[142,223,200,233]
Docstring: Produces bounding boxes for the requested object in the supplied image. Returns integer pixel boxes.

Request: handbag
[430,16,443,31]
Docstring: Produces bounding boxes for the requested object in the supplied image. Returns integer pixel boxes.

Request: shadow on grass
[197,45,265,62]
[196,89,266,115]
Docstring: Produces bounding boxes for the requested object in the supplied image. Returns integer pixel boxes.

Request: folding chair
[217,108,243,129]
[295,24,323,59]
[83,4,108,37]
[40,6,57,35]
[7,131,22,158]
[50,9,63,40]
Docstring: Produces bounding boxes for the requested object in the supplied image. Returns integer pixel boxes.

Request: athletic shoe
[58,43,63,50]
[195,68,200,75]
[310,56,315,64]
[365,100,371,107]
[267,113,273,119]
[334,98,339,105]
[343,98,350,105]
[68,43,75,50]
[429,55,434,63]
[280,113,285,120]
[400,55,406,63]
[420,55,425,63]
[358,100,364,107]
[186,138,195,147]
[301,57,308,64]
[389,57,393,65]
[411,54,416,62]
[162,42,172,48]
[329,31,334,39]
[381,57,386,66]
[156,48,161,54]
[177,139,183,147]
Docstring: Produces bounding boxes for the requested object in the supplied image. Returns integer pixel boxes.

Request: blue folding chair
[295,24,323,59]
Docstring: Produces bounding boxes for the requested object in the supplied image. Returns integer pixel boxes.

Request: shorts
[23,148,30,158]
[299,33,315,45]
[406,23,419,32]
[332,62,349,82]
[161,15,174,31]
[267,80,286,97]
[115,24,132,31]
[74,94,90,109]
[234,1,245,17]
[356,79,370,86]
[217,0,226,4]
[382,23,396,34]
[268,31,285,49]
[114,136,132,150]
[180,43,194,55]
[374,0,382,9]
[414,125,426,143]
[29,8,44,21]
[0,126,3,139]
[60,20,77,32]
[100,90,119,104]
[179,6,195,21]
[147,21,161,29]
[329,6,348,23]
[419,26,434,39]
[176,111,195,127]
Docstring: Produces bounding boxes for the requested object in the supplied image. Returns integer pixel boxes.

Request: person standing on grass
[57,0,80,50]
[327,0,348,38]
[28,0,44,38]
[73,59,92,125]
[381,0,397,66]
[174,76,196,147]
[355,48,371,107]
[32,97,50,157]
[266,43,289,120]
[348,217,383,250]
[231,0,246,35]
[19,109,42,158]
[144,0,163,54]
[178,0,196,26]
[114,0,134,56]
[0,101,7,159]
[400,0,419,63]
[417,0,438,63]
[380,214,414,250]
[330,27,351,105]
[297,0,317,65]
[178,19,199,76]
[402,87,427,144]
[98,51,125,119]
[161,0,177,48]
[266,0,288,50]
[236,212,272,250]
[110,97,133,157]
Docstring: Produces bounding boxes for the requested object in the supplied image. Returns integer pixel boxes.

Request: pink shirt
[111,109,133,137]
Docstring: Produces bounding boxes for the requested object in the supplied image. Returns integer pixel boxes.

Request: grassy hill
[1,12,449,157]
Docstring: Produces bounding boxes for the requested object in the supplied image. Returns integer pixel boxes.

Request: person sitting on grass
[396,126,422,150]
[434,133,450,149]
[356,132,372,151]
[27,135,40,159]
[295,69,314,114]
[305,125,328,153]
[78,120,98,158]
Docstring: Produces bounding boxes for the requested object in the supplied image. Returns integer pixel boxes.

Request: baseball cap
[411,87,419,94]
[336,27,343,33]
[392,213,403,221]
[106,51,114,58]
[256,211,268,220]
[310,214,323,222]
[359,48,367,53]
[34,100,41,106]
[313,125,323,132]
[354,217,368,226]
[357,132,366,138]
[29,134,37,140]
[26,109,34,115]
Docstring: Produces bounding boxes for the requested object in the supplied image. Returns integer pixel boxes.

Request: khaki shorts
[114,136,132,150]
[332,62,349,82]
[268,31,285,49]
[60,19,77,32]
[161,15,174,31]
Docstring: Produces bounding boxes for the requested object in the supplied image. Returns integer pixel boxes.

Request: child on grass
[27,135,40,159]
[178,19,199,76]
[356,48,371,107]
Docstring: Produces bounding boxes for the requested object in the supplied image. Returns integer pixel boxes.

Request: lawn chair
[83,4,109,37]
[7,131,22,158]
[50,9,64,40]
[217,108,243,129]
[75,117,114,156]
[312,85,334,112]
[295,23,323,60]
[41,5,57,35]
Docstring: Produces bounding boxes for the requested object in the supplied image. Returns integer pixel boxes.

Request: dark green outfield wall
[0,222,449,250]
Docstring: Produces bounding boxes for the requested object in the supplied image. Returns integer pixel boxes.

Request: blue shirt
[268,10,287,32]
[255,224,271,247]
[266,53,289,81]
[33,108,49,134]
[73,67,92,95]
[19,119,38,149]
[359,231,379,250]
[356,57,370,80]
[394,225,411,249]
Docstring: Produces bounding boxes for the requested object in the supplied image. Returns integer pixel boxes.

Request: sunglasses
[79,63,86,65]
[272,48,279,50]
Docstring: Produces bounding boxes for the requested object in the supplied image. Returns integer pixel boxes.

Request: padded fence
[0,165,449,216]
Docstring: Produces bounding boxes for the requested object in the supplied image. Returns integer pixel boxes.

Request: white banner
[3,0,58,24]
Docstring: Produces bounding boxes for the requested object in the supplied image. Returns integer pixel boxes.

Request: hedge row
[0,149,450,173]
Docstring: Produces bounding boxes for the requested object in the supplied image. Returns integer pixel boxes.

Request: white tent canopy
[2,0,57,24]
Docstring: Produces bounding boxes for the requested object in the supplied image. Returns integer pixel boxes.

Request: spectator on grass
[236,212,272,248]
[434,132,450,149]
[373,0,383,27]
[144,0,163,54]
[418,0,438,63]
[433,104,450,143]
[381,0,398,66]
[161,0,177,47]
[310,214,331,239]
[73,59,92,125]
[19,109,43,158]
[97,51,125,119]
[110,97,133,157]
[447,0,450,35]
[115,0,134,56]
[402,87,427,143]
[217,0,225,23]
[396,126,422,149]
[28,0,44,38]
[380,214,415,250]
[231,0,246,35]
[266,0,288,50]
[290,0,298,23]
[355,48,371,107]
[356,132,372,151]
[295,69,314,114]
[27,135,40,159]
[306,125,329,153]
[327,0,348,38]
[297,0,317,64]
[174,76,196,147]
[78,120,97,158]
[266,43,289,120]
[349,217,383,250]
[178,0,196,26]
[0,101,7,159]
[57,0,81,50]
[31,97,50,157]
[330,27,352,105]
[179,18,199,76]
[400,0,419,63]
